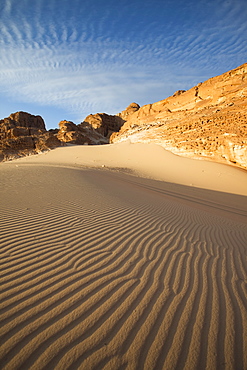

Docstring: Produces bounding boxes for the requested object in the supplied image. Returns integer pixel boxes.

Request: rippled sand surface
[1,144,247,369]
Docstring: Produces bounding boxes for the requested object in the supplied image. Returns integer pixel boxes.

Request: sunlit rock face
[0,111,46,140]
[81,113,123,138]
[55,104,140,146]
[57,120,108,145]
[116,102,140,120]
[79,103,140,138]
[0,113,109,161]
[0,111,62,161]
[1,64,246,168]
[111,63,247,169]
[7,111,46,130]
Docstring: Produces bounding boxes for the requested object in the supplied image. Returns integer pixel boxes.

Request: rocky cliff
[0,112,62,161]
[1,64,246,167]
[79,103,140,138]
[57,120,108,144]
[111,63,247,169]
[0,103,139,161]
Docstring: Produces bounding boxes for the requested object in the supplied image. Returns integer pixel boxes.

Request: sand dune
[0,144,247,369]
[7,142,247,195]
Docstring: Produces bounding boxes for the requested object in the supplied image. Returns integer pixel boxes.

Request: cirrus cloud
[0,0,246,128]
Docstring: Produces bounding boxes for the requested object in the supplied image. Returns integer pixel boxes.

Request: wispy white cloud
[2,0,12,15]
[0,41,174,121]
[0,0,246,127]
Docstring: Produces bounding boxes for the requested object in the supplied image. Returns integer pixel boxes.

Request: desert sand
[0,142,247,370]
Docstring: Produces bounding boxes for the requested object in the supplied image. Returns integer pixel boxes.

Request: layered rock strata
[57,120,108,145]
[0,112,62,161]
[1,64,246,168]
[111,63,247,169]
[80,103,140,138]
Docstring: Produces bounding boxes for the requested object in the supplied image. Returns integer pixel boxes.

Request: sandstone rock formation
[0,108,122,161]
[8,111,46,130]
[81,113,123,138]
[1,64,246,168]
[111,63,247,169]
[79,103,140,138]
[0,111,62,161]
[116,102,140,121]
[0,111,112,161]
[57,120,108,145]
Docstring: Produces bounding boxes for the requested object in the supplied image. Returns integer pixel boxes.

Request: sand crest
[0,143,247,369]
[6,142,247,195]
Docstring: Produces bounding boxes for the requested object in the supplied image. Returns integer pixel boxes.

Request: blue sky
[0,0,246,129]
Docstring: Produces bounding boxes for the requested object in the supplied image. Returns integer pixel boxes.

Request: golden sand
[0,143,246,369]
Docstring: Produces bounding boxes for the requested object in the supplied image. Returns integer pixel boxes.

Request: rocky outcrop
[81,113,123,138]
[116,102,140,121]
[0,112,62,161]
[57,120,108,145]
[111,63,247,169]
[0,102,141,161]
[1,65,246,168]
[1,108,123,160]
[34,132,62,152]
[0,111,46,140]
[8,111,46,130]
[0,107,128,161]
[79,103,139,138]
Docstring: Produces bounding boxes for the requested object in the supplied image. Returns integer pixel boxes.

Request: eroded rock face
[8,111,46,130]
[81,113,124,138]
[0,112,46,140]
[34,132,62,152]
[0,112,62,161]
[116,102,140,120]
[79,103,139,138]
[111,63,247,169]
[1,64,246,167]
[57,120,108,145]
[0,103,141,160]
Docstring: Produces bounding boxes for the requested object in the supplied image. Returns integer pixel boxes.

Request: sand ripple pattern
[0,167,247,370]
